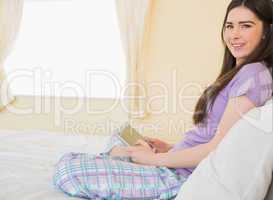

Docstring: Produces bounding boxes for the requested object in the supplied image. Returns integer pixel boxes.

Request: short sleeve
[228,63,273,107]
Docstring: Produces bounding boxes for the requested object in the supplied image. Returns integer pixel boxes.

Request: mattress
[0,130,109,200]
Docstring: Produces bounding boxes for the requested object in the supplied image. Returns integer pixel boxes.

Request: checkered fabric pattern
[53,134,187,199]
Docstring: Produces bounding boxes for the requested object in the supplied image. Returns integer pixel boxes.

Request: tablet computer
[118,124,146,146]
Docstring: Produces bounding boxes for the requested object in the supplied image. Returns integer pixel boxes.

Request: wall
[136,0,231,142]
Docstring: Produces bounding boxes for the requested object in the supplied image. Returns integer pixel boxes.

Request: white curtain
[0,0,24,110]
[115,0,153,118]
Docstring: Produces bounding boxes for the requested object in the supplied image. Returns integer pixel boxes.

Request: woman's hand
[126,145,157,166]
[109,139,155,158]
[143,137,173,153]
[134,139,156,152]
[109,146,131,157]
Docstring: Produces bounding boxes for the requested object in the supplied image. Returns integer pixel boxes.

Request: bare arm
[151,95,256,168]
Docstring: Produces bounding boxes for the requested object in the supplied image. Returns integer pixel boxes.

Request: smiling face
[223,6,264,66]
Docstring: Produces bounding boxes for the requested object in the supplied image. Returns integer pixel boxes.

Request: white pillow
[175,100,273,200]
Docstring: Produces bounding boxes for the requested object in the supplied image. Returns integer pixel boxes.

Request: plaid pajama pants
[53,133,187,200]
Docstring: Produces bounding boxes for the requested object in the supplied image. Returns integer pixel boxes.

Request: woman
[53,0,273,199]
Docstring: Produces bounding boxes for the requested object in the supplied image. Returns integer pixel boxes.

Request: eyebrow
[226,21,256,25]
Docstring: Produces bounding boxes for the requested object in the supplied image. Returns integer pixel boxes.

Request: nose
[231,26,241,40]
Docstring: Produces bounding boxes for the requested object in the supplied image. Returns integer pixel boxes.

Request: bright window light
[5,0,126,98]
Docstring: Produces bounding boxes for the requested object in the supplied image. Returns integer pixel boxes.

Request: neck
[236,58,244,67]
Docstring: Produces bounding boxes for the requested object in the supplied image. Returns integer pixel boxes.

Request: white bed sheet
[0,130,109,200]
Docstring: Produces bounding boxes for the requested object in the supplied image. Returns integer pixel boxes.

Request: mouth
[231,43,246,51]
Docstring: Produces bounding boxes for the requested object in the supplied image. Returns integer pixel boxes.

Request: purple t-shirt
[171,62,273,178]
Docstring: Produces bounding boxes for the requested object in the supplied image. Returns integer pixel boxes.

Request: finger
[131,157,138,163]
[143,136,154,142]
[144,137,157,144]
[143,136,152,140]
[125,146,136,153]
[134,139,143,146]
[141,140,154,149]
[135,139,155,150]
[151,147,157,153]
[134,139,149,147]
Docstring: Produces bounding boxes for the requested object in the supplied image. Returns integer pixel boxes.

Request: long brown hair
[193,0,273,125]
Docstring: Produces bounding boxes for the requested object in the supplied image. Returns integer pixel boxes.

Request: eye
[225,24,233,29]
[241,24,252,29]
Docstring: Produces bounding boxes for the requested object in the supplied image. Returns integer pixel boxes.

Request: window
[6,0,126,98]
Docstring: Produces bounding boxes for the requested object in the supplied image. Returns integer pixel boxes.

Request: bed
[0,130,109,200]
[1,129,273,200]
[0,96,273,200]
